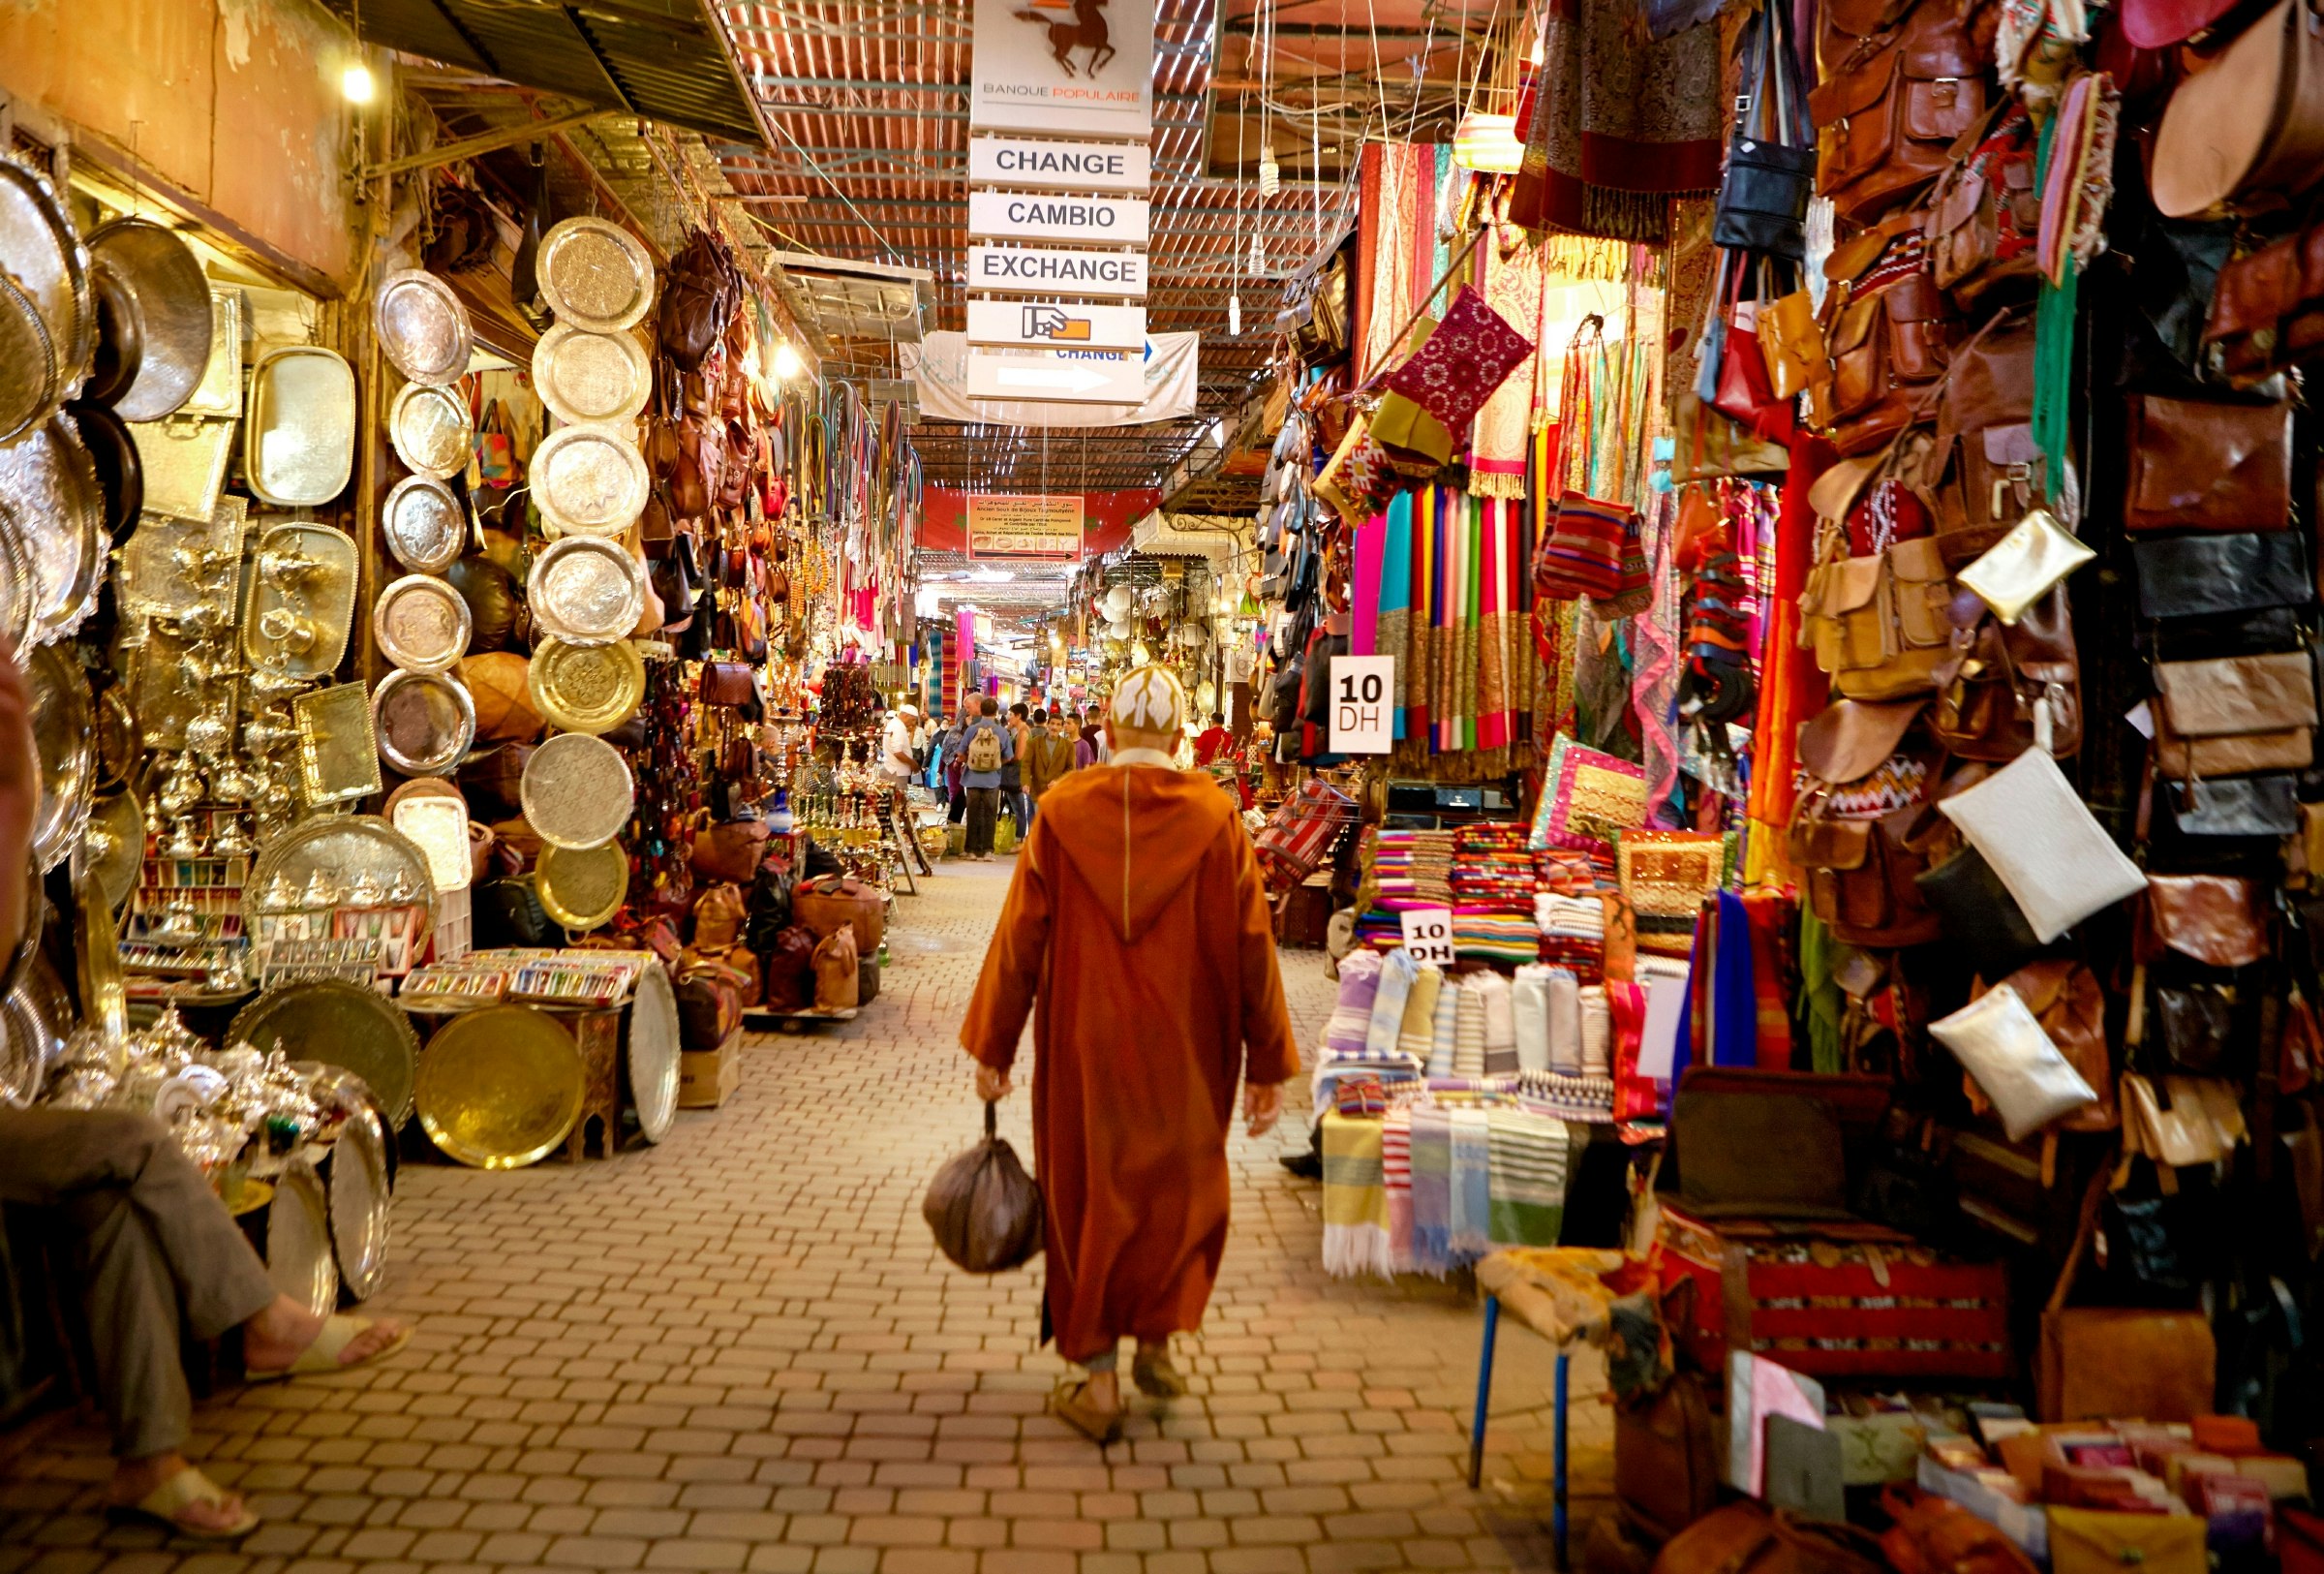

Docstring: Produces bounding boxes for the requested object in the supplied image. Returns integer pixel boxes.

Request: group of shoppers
[936,696,1115,859]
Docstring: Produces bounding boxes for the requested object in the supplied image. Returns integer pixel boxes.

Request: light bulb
[773,341,804,380]
[342,61,376,104]
[1229,293,1241,335]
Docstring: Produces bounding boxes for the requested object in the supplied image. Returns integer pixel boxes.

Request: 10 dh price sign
[1327,655,1395,755]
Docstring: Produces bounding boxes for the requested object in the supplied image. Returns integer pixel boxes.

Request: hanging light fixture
[1452,111,1524,173]
[772,341,804,381]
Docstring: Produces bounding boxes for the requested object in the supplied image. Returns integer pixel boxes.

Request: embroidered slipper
[111,1467,260,1540]
[1049,1378,1125,1445]
[1131,1350,1188,1400]
[246,1314,412,1383]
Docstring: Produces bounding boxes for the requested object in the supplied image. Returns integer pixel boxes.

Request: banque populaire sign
[969,0,1154,140]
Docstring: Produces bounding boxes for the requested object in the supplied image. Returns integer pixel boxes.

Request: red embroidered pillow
[1384,285,1534,436]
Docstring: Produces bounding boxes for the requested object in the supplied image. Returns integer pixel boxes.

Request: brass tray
[0,413,106,645]
[84,789,145,913]
[0,493,40,656]
[520,731,633,849]
[27,643,93,875]
[528,536,643,648]
[0,274,52,447]
[74,872,128,1044]
[85,218,208,422]
[381,476,465,574]
[265,1157,340,1318]
[373,574,472,673]
[627,960,680,1144]
[532,420,647,538]
[0,156,90,432]
[182,288,245,418]
[388,383,471,479]
[375,268,472,386]
[245,521,358,680]
[324,1093,393,1301]
[527,637,644,734]
[534,324,651,425]
[536,218,656,332]
[245,347,356,508]
[389,793,474,894]
[293,683,384,804]
[415,1004,584,1169]
[245,815,435,938]
[535,840,627,931]
[229,977,423,1128]
[372,668,475,778]
[127,414,236,522]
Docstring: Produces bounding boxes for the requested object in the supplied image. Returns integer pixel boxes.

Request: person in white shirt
[880,704,920,787]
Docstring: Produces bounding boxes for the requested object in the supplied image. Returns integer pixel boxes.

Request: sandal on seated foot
[112,1467,259,1540]
[246,1313,411,1383]
[1049,1377,1125,1444]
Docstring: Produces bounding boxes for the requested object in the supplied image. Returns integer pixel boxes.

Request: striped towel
[1408,1108,1454,1274]
[1579,985,1611,1075]
[1321,1112,1394,1278]
[1430,981,1461,1078]
[1475,972,1518,1077]
[1366,947,1418,1056]
[1547,968,1582,1072]
[1324,950,1384,1054]
[1384,1109,1415,1272]
[1486,1109,1578,1247]
[1514,965,1553,1072]
[1453,984,1487,1079]
[1451,1108,1494,1256]
[1397,967,1444,1061]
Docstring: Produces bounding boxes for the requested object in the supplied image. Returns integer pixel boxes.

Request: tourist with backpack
[958,696,1013,861]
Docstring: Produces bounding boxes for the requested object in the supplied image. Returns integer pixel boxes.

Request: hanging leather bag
[1923,106,2043,307]
[2000,959,2118,1132]
[1928,581,2082,760]
[1714,2,1819,260]
[2039,1175,2218,1422]
[1788,787,1949,947]
[2151,649,2318,779]
[2151,0,2324,220]
[1811,0,1993,224]
[1798,534,1956,701]
[2122,393,2294,532]
[1824,269,1960,455]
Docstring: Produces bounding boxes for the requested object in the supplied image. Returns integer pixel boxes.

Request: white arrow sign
[966,298,1147,352]
[966,349,1144,405]
[967,244,1147,298]
[969,138,1152,193]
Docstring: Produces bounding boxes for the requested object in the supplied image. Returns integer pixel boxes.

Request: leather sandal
[1132,1348,1187,1400]
[246,1314,411,1383]
[112,1467,259,1540]
[1049,1377,1125,1444]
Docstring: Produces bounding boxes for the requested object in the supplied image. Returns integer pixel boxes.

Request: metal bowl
[84,218,208,422]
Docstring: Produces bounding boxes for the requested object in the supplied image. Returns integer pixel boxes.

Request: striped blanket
[1486,1109,1577,1247]
[1320,1113,1394,1277]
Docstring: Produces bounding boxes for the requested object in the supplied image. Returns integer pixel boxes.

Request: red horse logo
[1014,0,1116,77]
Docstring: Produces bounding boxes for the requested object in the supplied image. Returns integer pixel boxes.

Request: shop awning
[342,0,768,146]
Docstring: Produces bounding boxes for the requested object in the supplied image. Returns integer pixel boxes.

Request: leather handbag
[2152,650,2317,780]
[2205,218,2324,386]
[1920,420,2047,543]
[659,230,736,372]
[791,874,886,956]
[2136,875,2270,970]
[2047,1511,2206,1574]
[2003,959,2117,1132]
[1798,535,1956,701]
[2132,531,2311,618]
[699,661,756,706]
[1672,387,1791,479]
[1616,1374,1719,1543]
[761,922,819,1010]
[1923,106,2043,307]
[2151,0,2324,220]
[1788,790,1948,947]
[1714,1,1817,260]
[1929,583,2082,761]
[2155,772,2303,838]
[1648,1503,1885,1574]
[2149,983,2237,1071]
[1811,0,1991,224]
[2123,1072,2247,1166]
[1823,271,1959,455]
[1916,844,2046,982]
[1936,747,2149,944]
[1758,290,1826,402]
[811,925,861,1009]
[674,958,748,1051]
[690,819,771,885]
[691,881,748,949]
[1928,981,2101,1141]
[2040,1177,2218,1422]
[2123,394,2294,532]
[1881,1488,2040,1574]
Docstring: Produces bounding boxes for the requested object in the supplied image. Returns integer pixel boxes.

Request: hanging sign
[904,331,1198,427]
[1400,908,1456,967]
[967,244,1147,298]
[965,299,1147,352]
[1327,654,1395,755]
[967,494,1084,558]
[967,191,1151,245]
[969,0,1155,139]
[968,137,1151,192]
[966,347,1143,404]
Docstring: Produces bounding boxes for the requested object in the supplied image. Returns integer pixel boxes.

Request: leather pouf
[447,554,522,651]
[791,875,885,956]
[460,651,543,743]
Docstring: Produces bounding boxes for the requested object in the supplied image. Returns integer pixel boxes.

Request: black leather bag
[1712,3,1815,260]
[2157,773,2302,838]
[2154,607,2308,663]
[2151,982,2237,1073]
[2133,531,2310,618]
[1914,844,2046,981]
[475,878,555,947]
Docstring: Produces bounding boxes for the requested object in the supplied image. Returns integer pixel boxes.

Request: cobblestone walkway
[3,858,1608,1574]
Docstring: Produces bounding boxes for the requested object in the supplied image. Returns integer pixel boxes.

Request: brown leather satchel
[698,661,756,706]
[1798,534,1956,701]
[1823,271,1959,454]
[2151,0,2324,219]
[1924,107,2042,306]
[2135,874,2271,970]
[690,819,771,885]
[1788,790,1948,947]
[1920,421,2045,540]
[1649,1503,1886,1574]
[792,874,886,956]
[2122,393,2293,532]
[1812,0,1993,223]
[1928,581,2082,761]
[1616,1374,1719,1545]
[2151,649,2318,778]
[2039,1176,2217,1422]
[811,926,861,1009]
[1999,959,2116,1132]
[2205,221,2324,386]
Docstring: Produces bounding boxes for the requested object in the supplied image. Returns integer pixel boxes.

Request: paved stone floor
[3,856,1610,1573]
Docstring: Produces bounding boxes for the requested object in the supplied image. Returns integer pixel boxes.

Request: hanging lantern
[1452,111,1525,174]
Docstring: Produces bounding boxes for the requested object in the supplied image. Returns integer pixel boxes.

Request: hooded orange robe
[960,760,1300,1362]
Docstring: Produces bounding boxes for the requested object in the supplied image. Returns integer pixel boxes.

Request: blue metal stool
[1469,1292,1573,1568]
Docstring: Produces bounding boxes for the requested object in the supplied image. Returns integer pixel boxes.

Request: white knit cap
[1109,664,1185,736]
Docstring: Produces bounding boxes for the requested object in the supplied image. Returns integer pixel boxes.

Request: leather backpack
[659,230,735,372]
[1811,0,1994,225]
[1928,579,2083,761]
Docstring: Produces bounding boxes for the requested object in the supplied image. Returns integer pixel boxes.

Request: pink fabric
[1352,513,1385,657]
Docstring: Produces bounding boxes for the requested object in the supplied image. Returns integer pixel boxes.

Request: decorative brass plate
[414,1004,584,1170]
[375,268,472,386]
[372,668,475,778]
[229,976,423,1128]
[0,413,106,645]
[389,794,473,895]
[293,682,384,805]
[325,1096,393,1301]
[536,217,656,331]
[627,960,680,1144]
[520,731,633,849]
[27,643,92,875]
[84,789,144,913]
[373,574,472,674]
[536,840,627,931]
[526,637,644,735]
[528,536,644,648]
[0,156,91,430]
[381,476,465,574]
[534,323,651,425]
[265,1157,339,1318]
[244,815,435,939]
[84,218,207,422]
[532,420,647,538]
[388,382,471,479]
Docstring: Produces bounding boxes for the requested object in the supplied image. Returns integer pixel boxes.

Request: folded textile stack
[1454,907,1541,963]
[1372,828,1456,903]
[1451,821,1538,903]
[1474,972,1517,1077]
[1313,1048,1425,1123]
[1515,1071,1619,1122]
[1397,965,1445,1061]
[1536,892,1607,981]
[1452,983,1487,1079]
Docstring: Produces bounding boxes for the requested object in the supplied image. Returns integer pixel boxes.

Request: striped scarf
[1321,1113,1394,1278]
[1486,1110,1578,1248]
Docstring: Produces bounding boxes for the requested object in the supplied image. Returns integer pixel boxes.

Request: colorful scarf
[1473,239,1549,498]
[1451,1108,1495,1255]
[1321,1113,1394,1277]
[1486,1110,1577,1247]
[1384,1108,1415,1269]
[1379,492,1414,741]
[1408,1108,1454,1274]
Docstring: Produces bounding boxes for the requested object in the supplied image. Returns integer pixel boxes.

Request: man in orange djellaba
[959,665,1299,1442]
